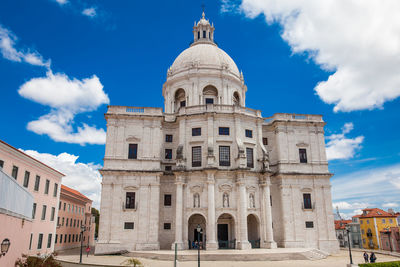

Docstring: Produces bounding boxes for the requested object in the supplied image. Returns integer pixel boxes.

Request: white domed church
[96,13,339,254]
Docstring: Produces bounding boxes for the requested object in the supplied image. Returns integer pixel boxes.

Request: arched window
[174,88,186,112]
[233,92,240,106]
[203,85,218,104]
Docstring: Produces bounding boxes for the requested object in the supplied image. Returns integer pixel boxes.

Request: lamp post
[346,228,353,265]
[196,224,202,267]
[0,239,10,258]
[79,225,86,264]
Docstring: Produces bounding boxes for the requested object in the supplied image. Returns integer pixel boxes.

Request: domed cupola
[163,12,247,113]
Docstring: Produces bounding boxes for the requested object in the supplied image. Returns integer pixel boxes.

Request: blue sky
[0,0,399,214]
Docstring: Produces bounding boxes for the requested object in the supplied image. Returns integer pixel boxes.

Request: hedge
[359,262,400,267]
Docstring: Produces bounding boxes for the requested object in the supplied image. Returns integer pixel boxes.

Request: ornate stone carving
[190,184,204,193]
[296,142,309,147]
[249,193,255,208]
[126,136,140,142]
[218,183,233,192]
[223,193,229,208]
[193,193,200,208]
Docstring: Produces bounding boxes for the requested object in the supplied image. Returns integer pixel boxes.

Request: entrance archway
[247,214,260,248]
[188,214,206,249]
[217,213,235,249]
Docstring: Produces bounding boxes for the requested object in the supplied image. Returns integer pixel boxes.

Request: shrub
[359,261,400,267]
[15,254,62,267]
[123,258,144,267]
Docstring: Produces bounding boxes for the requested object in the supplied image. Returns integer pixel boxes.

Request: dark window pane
[246,148,254,168]
[180,100,186,107]
[45,179,50,194]
[192,128,201,136]
[303,193,312,209]
[305,221,314,228]
[51,207,55,221]
[128,144,138,159]
[263,138,268,145]
[126,192,135,209]
[165,165,172,171]
[12,166,18,179]
[164,223,171,230]
[29,234,33,249]
[219,127,230,135]
[55,234,58,244]
[299,149,307,163]
[245,129,253,138]
[205,98,214,104]
[37,234,43,249]
[47,234,52,248]
[32,203,37,219]
[165,135,173,142]
[165,149,172,159]
[124,222,134,229]
[164,194,172,206]
[23,171,30,187]
[219,146,230,166]
[0,160,4,168]
[34,175,40,191]
[203,31,206,38]
[54,183,58,197]
[192,146,202,167]
[198,31,200,39]
[41,205,47,220]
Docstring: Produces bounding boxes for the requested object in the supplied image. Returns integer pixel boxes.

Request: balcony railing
[264,113,324,124]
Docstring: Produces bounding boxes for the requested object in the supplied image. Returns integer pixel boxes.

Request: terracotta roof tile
[358,208,397,218]
[334,220,352,230]
[61,184,92,202]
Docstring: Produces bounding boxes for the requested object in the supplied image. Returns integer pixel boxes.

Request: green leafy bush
[123,258,144,267]
[359,261,400,267]
[15,254,62,267]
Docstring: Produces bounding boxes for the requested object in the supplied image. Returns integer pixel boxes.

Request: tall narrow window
[44,179,50,194]
[192,127,201,136]
[198,31,200,39]
[41,205,47,220]
[60,234,63,244]
[47,234,52,248]
[165,134,173,142]
[219,127,230,135]
[29,233,33,250]
[32,203,37,219]
[128,144,138,159]
[164,194,172,206]
[303,193,312,209]
[125,192,135,209]
[53,183,58,197]
[0,160,4,168]
[34,175,40,191]
[299,149,307,163]
[12,166,18,179]
[50,207,55,221]
[55,234,58,244]
[219,146,230,166]
[192,146,202,167]
[246,148,254,168]
[245,129,253,138]
[180,100,186,107]
[63,202,66,211]
[37,233,43,249]
[263,138,268,145]
[203,30,206,38]
[165,149,172,159]
[23,171,30,188]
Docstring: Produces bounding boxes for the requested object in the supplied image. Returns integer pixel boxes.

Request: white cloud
[0,25,50,68]
[18,71,109,145]
[54,0,68,5]
[21,149,102,208]
[228,0,400,112]
[382,202,399,208]
[82,7,97,18]
[325,123,364,160]
[332,201,370,211]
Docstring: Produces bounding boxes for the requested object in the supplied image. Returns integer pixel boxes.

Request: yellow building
[357,208,398,249]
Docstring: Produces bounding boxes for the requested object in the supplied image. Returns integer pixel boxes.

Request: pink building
[380,227,400,252]
[0,140,64,256]
[55,185,95,251]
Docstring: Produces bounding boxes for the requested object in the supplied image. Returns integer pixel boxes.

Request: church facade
[95,13,339,254]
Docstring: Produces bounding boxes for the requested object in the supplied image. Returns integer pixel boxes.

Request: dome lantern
[192,12,215,45]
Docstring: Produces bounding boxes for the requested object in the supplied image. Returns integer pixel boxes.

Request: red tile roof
[358,208,397,218]
[334,220,352,230]
[61,184,92,202]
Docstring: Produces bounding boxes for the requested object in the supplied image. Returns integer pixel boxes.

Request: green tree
[91,207,100,238]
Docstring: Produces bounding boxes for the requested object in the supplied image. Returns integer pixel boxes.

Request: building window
[219,127,230,135]
[74,219,76,227]
[198,31,200,39]
[180,100,186,107]
[165,165,172,171]
[66,218,69,226]
[53,183,58,197]
[37,233,43,249]
[263,138,268,145]
[303,193,312,209]
[0,160,3,168]
[246,148,254,168]
[47,234,52,248]
[205,98,214,104]
[299,149,307,163]
[124,222,134,229]
[192,127,201,136]
[34,175,40,191]
[62,217,65,226]
[203,30,206,38]
[367,220,369,224]
[72,235,75,242]
[32,203,37,219]
[55,234,58,244]
[11,165,18,179]
[305,221,314,228]
[192,146,202,167]
[44,179,50,194]
[219,146,230,166]
[125,192,135,209]
[389,219,393,224]
[63,202,66,211]
[50,207,55,221]
[245,129,253,138]
[164,194,172,206]
[164,223,171,230]
[165,134,173,142]
[23,171,30,188]
[382,219,386,223]
[128,144,138,159]
[64,235,67,243]
[59,201,61,210]
[165,149,173,159]
[68,234,71,243]
[41,205,47,220]
[360,220,363,224]
[60,234,63,244]
[29,233,33,250]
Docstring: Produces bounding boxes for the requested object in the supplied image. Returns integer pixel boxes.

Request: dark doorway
[218,224,228,241]
[194,229,203,242]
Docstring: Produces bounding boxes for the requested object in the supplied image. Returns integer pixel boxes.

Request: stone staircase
[303,249,329,260]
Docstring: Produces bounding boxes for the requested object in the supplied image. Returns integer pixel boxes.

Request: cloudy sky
[0,0,399,214]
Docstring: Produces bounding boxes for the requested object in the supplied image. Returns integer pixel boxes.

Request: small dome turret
[192,12,215,45]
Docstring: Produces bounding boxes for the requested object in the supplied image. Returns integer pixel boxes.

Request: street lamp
[79,225,86,264]
[196,224,202,267]
[346,227,353,265]
[0,239,10,257]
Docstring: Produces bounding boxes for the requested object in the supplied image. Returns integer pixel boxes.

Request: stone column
[260,176,277,248]
[206,171,218,250]
[236,173,251,249]
[172,174,185,250]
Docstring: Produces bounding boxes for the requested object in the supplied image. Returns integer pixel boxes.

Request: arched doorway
[247,214,260,248]
[188,214,206,249]
[174,88,186,112]
[217,213,235,249]
[203,85,218,104]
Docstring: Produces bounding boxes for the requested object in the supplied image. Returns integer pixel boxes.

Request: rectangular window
[125,192,135,209]
[60,234,63,244]
[59,201,61,210]
[192,146,202,167]
[164,194,172,206]
[305,221,314,228]
[37,233,43,249]
[34,175,40,191]
[124,222,134,229]
[198,31,200,39]
[180,100,186,107]
[72,235,75,242]
[203,30,206,38]
[192,127,201,136]
[299,149,307,163]
[246,148,254,168]
[47,234,52,248]
[62,217,64,226]
[165,165,172,171]
[219,127,230,135]
[263,138,268,145]
[44,179,50,194]
[63,202,66,211]
[55,234,58,244]
[41,205,47,220]
[245,129,253,138]
[12,166,18,179]
[165,134,173,142]
[32,203,37,219]
[205,98,214,104]
[164,223,171,230]
[29,233,33,250]
[382,219,386,223]
[74,219,76,227]
[303,193,312,209]
[57,217,60,226]
[389,219,393,224]
[66,218,69,226]
[23,171,30,188]
[64,234,67,243]
[53,183,58,197]
[50,207,55,221]
[219,146,230,166]
[128,144,138,159]
[0,160,3,168]
[68,234,71,243]
[165,149,173,159]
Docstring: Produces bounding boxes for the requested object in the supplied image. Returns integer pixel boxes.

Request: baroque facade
[96,13,338,254]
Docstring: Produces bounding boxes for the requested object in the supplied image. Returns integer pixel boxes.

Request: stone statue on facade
[249,193,255,208]
[193,193,200,208]
[223,193,229,208]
